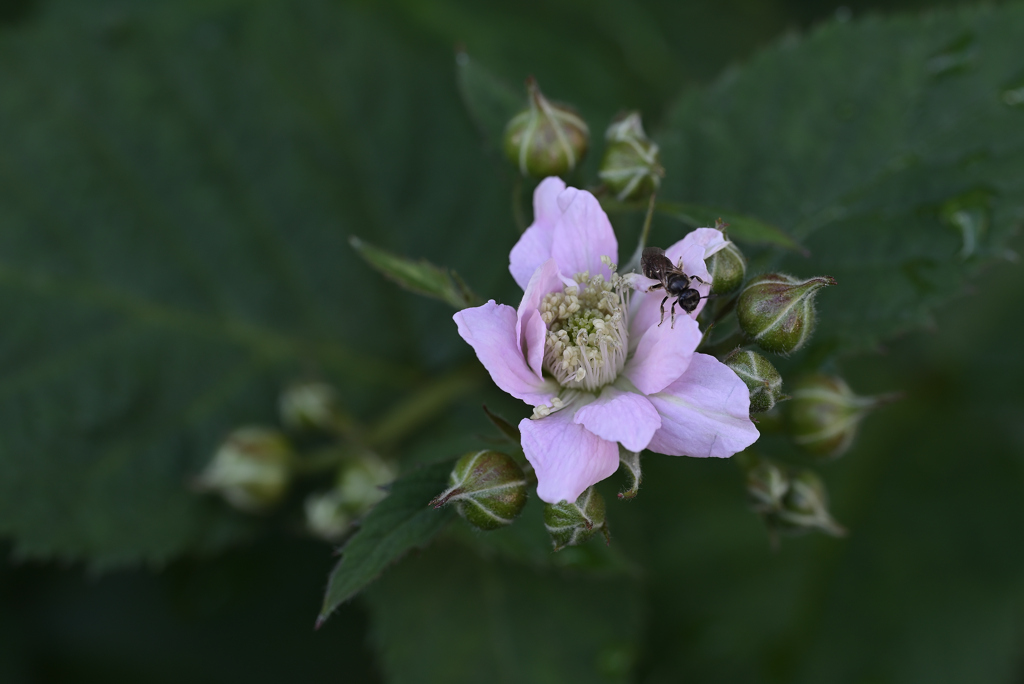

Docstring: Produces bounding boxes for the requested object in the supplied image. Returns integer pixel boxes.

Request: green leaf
[0,0,514,566]
[317,460,455,626]
[455,49,523,150]
[350,236,481,310]
[365,543,643,684]
[658,6,1024,353]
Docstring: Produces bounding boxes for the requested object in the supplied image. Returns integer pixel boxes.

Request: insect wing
[641,247,672,280]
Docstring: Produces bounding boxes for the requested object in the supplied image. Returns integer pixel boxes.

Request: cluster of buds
[194,381,397,542]
[743,455,845,538]
[305,452,397,541]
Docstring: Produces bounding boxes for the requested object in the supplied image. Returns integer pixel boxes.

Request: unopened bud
[598,112,664,201]
[304,490,351,541]
[744,457,789,514]
[543,486,609,551]
[337,452,396,512]
[705,238,746,294]
[789,375,890,459]
[195,427,293,513]
[280,381,339,432]
[431,451,527,531]
[504,78,589,177]
[776,470,845,537]
[737,273,836,354]
[724,350,785,413]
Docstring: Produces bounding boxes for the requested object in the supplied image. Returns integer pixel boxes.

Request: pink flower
[454,178,759,504]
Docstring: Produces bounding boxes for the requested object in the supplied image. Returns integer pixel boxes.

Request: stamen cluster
[539,270,627,391]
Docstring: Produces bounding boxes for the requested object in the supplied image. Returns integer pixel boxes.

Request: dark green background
[1,0,1022,682]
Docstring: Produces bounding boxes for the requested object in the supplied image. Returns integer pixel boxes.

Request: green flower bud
[789,375,888,459]
[504,78,589,177]
[737,273,836,354]
[336,452,396,512]
[195,427,293,513]
[279,381,339,432]
[776,470,845,537]
[598,112,664,201]
[705,239,747,294]
[724,350,786,413]
[431,451,527,531]
[744,456,789,515]
[543,486,609,551]
[304,490,351,541]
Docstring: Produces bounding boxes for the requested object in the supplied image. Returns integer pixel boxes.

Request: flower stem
[623,192,657,273]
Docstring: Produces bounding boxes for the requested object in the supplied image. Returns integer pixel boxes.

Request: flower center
[539,266,627,392]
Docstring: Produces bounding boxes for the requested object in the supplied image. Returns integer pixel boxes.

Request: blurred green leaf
[318,460,455,626]
[350,237,482,310]
[658,6,1024,354]
[365,542,643,684]
[0,0,516,566]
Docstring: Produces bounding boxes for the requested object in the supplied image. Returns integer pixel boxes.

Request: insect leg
[658,296,668,326]
[670,299,677,329]
[646,282,664,293]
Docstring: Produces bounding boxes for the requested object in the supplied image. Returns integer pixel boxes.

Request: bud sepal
[195,426,293,513]
[705,236,747,294]
[737,273,836,354]
[543,486,609,551]
[598,112,664,201]
[724,350,786,413]
[431,450,528,531]
[789,374,895,459]
[504,78,589,177]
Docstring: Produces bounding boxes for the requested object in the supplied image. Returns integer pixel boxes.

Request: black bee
[641,246,708,328]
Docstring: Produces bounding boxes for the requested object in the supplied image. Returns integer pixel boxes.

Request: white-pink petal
[623,315,702,395]
[572,385,661,453]
[453,301,557,406]
[509,177,567,290]
[520,407,620,504]
[646,353,759,458]
[550,188,618,281]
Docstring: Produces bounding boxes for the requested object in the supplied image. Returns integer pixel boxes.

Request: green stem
[292,445,354,475]
[365,365,484,448]
[623,192,657,273]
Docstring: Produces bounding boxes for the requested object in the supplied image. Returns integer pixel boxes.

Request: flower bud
[279,381,339,432]
[724,350,785,413]
[598,112,664,201]
[705,239,746,294]
[195,427,293,513]
[744,456,789,515]
[503,78,589,177]
[304,490,351,541]
[336,452,396,512]
[431,450,527,531]
[789,375,887,459]
[543,486,609,551]
[776,470,845,537]
[737,273,836,354]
